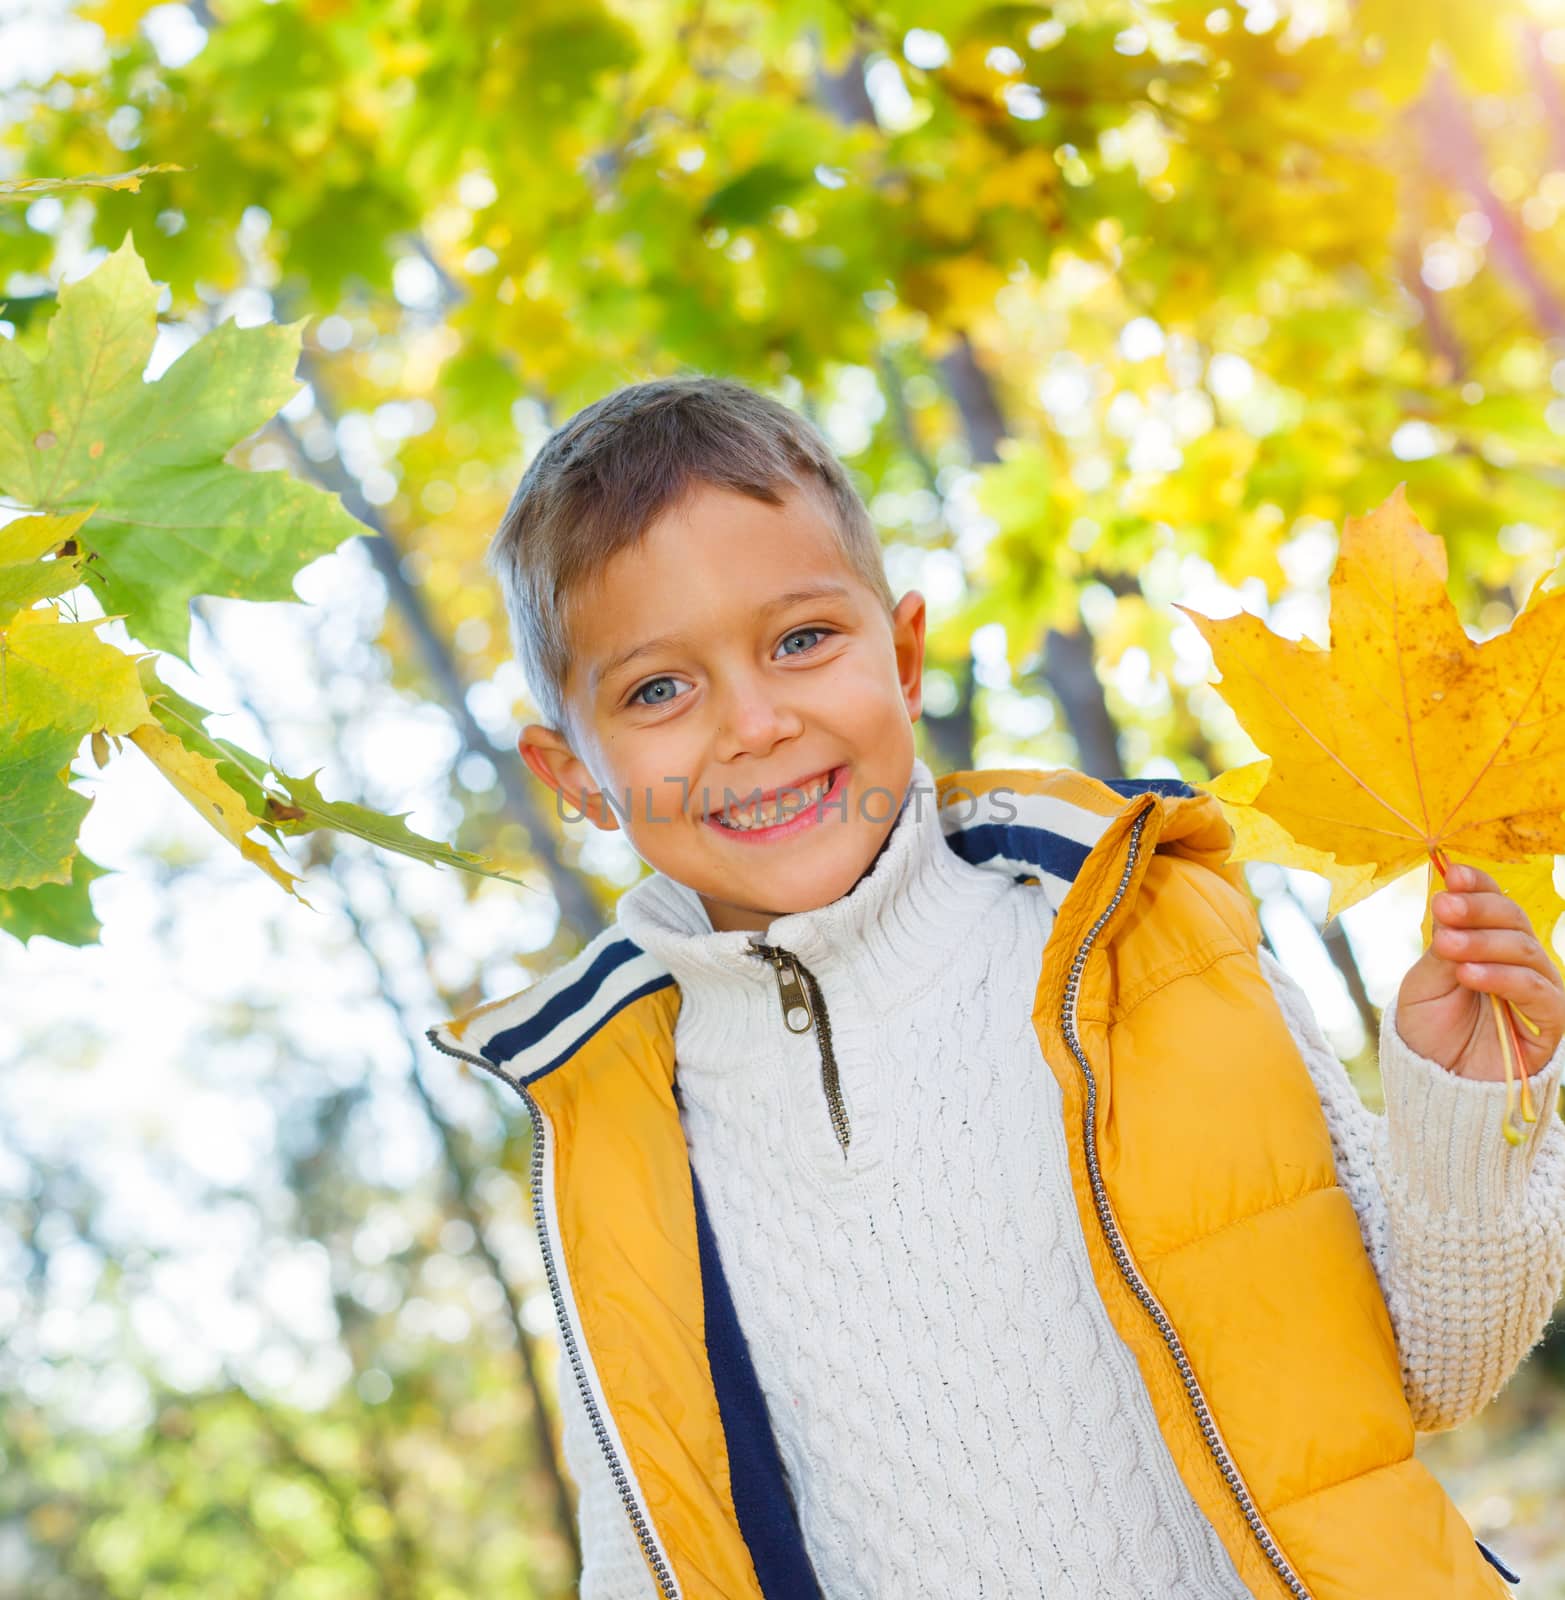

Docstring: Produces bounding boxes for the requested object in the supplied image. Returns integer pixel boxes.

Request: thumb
[1398,942,1463,1011]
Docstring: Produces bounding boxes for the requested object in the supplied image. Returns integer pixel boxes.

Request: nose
[711,667,803,762]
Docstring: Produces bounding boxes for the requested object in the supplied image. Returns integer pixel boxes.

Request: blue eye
[629,676,686,708]
[778,626,833,656]
[625,628,835,708]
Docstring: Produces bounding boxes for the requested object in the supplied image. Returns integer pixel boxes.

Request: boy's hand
[1395,863,1565,1082]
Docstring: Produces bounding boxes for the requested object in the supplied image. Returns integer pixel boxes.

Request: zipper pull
[752,940,815,1033]
[748,938,850,1156]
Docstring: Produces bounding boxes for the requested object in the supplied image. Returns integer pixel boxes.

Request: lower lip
[704,765,848,845]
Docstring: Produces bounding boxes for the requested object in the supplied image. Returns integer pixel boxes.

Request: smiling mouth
[706,766,842,831]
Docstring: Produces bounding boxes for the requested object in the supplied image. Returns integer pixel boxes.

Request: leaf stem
[1431,849,1535,1142]
[1488,983,1525,1146]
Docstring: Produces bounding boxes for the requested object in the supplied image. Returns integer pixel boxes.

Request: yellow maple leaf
[1197,757,1381,919]
[1180,485,1565,1137]
[0,604,151,738]
[1177,485,1565,906]
[0,507,92,565]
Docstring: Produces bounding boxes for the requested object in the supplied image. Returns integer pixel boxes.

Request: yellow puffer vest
[427,766,1515,1600]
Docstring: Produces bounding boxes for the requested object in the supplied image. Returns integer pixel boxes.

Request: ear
[517,723,621,831]
[891,590,927,722]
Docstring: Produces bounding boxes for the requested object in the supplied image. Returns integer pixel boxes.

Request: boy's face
[517,480,926,934]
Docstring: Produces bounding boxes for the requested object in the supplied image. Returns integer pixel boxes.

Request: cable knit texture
[554,758,1565,1598]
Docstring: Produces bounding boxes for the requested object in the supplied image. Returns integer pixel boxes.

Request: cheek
[816,649,890,698]
[835,657,913,722]
[614,759,695,822]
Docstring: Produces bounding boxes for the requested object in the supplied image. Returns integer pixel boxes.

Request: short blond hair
[486,374,896,739]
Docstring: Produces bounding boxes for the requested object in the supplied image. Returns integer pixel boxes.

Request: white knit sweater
[557,757,1565,1598]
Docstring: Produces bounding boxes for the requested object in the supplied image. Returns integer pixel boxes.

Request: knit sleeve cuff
[1379,995,1565,1215]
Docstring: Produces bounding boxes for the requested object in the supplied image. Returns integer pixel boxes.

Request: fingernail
[1442,894,1466,915]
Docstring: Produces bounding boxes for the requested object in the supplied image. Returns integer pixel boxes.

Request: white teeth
[716,771,833,830]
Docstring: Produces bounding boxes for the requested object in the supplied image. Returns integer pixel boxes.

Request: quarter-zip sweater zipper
[748,940,850,1155]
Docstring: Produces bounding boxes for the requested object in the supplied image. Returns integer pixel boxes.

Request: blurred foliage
[4,0,1565,1592]
[0,1004,580,1598]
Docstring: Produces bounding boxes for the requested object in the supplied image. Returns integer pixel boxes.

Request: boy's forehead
[572,488,871,685]
[612,479,846,585]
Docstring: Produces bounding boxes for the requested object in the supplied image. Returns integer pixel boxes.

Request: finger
[1452,960,1561,1075]
[1450,962,1565,1034]
[1445,862,1500,893]
[1449,950,1564,1004]
[1431,887,1535,936]
[1452,957,1565,1014]
[1432,925,1557,976]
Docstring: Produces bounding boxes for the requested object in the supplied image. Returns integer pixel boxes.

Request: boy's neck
[851,807,899,891]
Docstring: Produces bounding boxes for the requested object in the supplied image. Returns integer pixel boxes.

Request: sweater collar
[425,764,1227,1089]
[612,757,1010,1028]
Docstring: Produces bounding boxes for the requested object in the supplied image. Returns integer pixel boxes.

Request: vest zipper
[423,1030,683,1600]
[747,939,851,1157]
[1061,803,1313,1600]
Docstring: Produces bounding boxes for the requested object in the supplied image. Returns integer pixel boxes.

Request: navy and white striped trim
[431,772,1198,1083]
[427,924,674,1086]
[936,774,1193,913]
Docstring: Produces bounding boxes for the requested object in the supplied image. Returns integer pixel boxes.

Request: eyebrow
[592,582,856,691]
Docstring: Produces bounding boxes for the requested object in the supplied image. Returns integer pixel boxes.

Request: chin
[793,849,886,910]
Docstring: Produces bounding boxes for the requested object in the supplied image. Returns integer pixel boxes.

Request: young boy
[426,376,1565,1599]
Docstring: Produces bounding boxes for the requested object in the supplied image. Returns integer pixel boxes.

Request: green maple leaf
[257,768,530,885]
[0,847,109,946]
[0,720,93,891]
[0,232,364,662]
